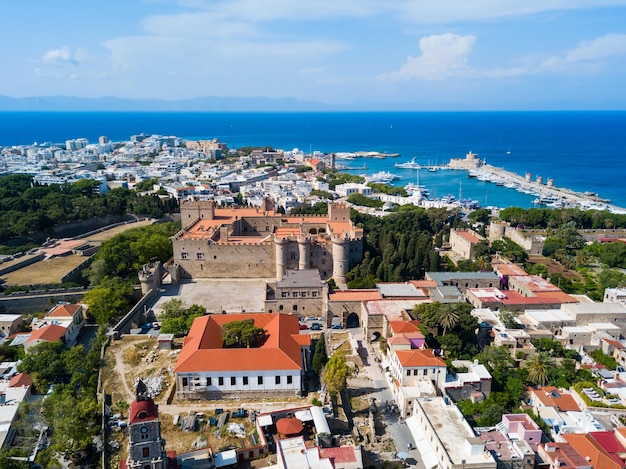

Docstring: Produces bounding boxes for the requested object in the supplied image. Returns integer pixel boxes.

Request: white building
[174,313,311,400]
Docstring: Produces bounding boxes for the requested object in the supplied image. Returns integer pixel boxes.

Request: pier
[458,164,626,213]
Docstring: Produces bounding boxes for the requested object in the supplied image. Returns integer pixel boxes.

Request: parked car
[299,324,309,330]
[152,322,161,330]
[331,323,343,329]
[310,323,323,331]
[305,316,316,321]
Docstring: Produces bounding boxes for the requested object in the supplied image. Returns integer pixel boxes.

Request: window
[181,252,188,259]
[207,377,211,386]
[281,292,288,298]
[275,375,281,385]
[293,291,298,297]
[197,252,204,260]
[290,252,296,260]
[413,369,418,375]
[143,448,150,457]
[182,378,188,387]
[423,369,427,376]
[287,376,292,385]
[406,370,411,376]
[243,376,248,385]
[301,291,307,297]
[258,376,263,385]
[231,376,236,386]
[218,377,224,386]
[312,291,318,298]
[321,259,326,265]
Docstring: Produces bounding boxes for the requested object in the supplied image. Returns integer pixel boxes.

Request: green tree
[323,352,353,401]
[439,303,460,336]
[312,336,329,376]
[82,277,132,324]
[221,319,265,348]
[17,341,65,390]
[525,353,551,386]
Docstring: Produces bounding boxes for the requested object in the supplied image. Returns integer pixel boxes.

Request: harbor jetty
[460,163,625,213]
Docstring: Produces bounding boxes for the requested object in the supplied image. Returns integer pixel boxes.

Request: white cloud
[42,46,86,66]
[394,0,626,24]
[382,33,476,81]
[538,33,626,72]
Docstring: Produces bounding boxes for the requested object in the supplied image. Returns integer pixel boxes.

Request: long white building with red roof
[174,313,311,400]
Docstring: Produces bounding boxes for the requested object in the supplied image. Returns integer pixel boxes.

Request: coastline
[453,164,626,214]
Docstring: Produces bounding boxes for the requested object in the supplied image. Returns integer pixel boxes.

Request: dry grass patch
[0,254,88,285]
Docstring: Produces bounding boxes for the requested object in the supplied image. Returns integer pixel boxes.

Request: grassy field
[0,254,89,286]
[0,219,155,286]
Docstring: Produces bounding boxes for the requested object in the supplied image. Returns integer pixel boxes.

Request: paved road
[353,331,425,468]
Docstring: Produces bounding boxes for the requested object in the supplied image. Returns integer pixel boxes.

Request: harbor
[339,150,626,214]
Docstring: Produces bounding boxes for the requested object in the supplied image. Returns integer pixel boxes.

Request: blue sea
[1,111,625,208]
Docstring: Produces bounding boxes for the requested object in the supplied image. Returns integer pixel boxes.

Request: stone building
[171,199,363,284]
[120,381,169,469]
[449,228,486,260]
[265,269,328,317]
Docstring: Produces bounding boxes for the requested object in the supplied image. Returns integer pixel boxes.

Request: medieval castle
[170,199,363,284]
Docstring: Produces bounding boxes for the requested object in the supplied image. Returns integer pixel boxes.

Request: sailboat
[506,147,511,155]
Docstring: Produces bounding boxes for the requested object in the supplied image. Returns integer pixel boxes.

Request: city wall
[0,290,86,314]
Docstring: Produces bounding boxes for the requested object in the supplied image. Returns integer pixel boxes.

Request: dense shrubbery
[499,206,626,229]
[0,174,177,247]
[346,206,451,287]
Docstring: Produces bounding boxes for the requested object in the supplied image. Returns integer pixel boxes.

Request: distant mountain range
[0,95,476,112]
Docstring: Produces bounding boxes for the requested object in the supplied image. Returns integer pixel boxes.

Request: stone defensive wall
[0,290,86,314]
[0,253,46,276]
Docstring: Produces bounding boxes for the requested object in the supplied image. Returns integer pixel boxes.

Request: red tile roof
[174,313,306,373]
[329,290,382,302]
[395,349,446,368]
[25,324,66,344]
[129,397,159,424]
[563,432,624,469]
[530,386,581,412]
[8,372,33,388]
[389,320,421,335]
[47,303,82,318]
[319,447,358,463]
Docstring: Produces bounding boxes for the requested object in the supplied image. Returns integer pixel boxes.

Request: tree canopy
[221,319,266,348]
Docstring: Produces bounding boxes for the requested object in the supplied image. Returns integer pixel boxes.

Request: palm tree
[525,353,551,386]
[438,303,459,336]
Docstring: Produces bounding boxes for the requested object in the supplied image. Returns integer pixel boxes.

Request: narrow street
[351,331,426,468]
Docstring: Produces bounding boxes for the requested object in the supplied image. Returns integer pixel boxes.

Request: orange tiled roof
[563,433,623,469]
[409,280,437,289]
[395,349,446,368]
[389,320,421,335]
[174,313,306,373]
[494,263,528,277]
[329,290,382,302]
[47,303,81,318]
[8,372,33,388]
[25,324,66,344]
[530,386,581,412]
[455,230,482,243]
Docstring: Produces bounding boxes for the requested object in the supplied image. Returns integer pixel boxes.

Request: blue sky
[2,0,626,109]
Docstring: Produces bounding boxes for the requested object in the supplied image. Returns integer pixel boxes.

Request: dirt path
[114,345,136,402]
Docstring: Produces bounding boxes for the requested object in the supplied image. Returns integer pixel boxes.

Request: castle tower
[297,236,310,270]
[138,265,155,296]
[275,237,288,280]
[328,202,350,222]
[124,380,168,469]
[332,235,350,285]
[180,199,215,230]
